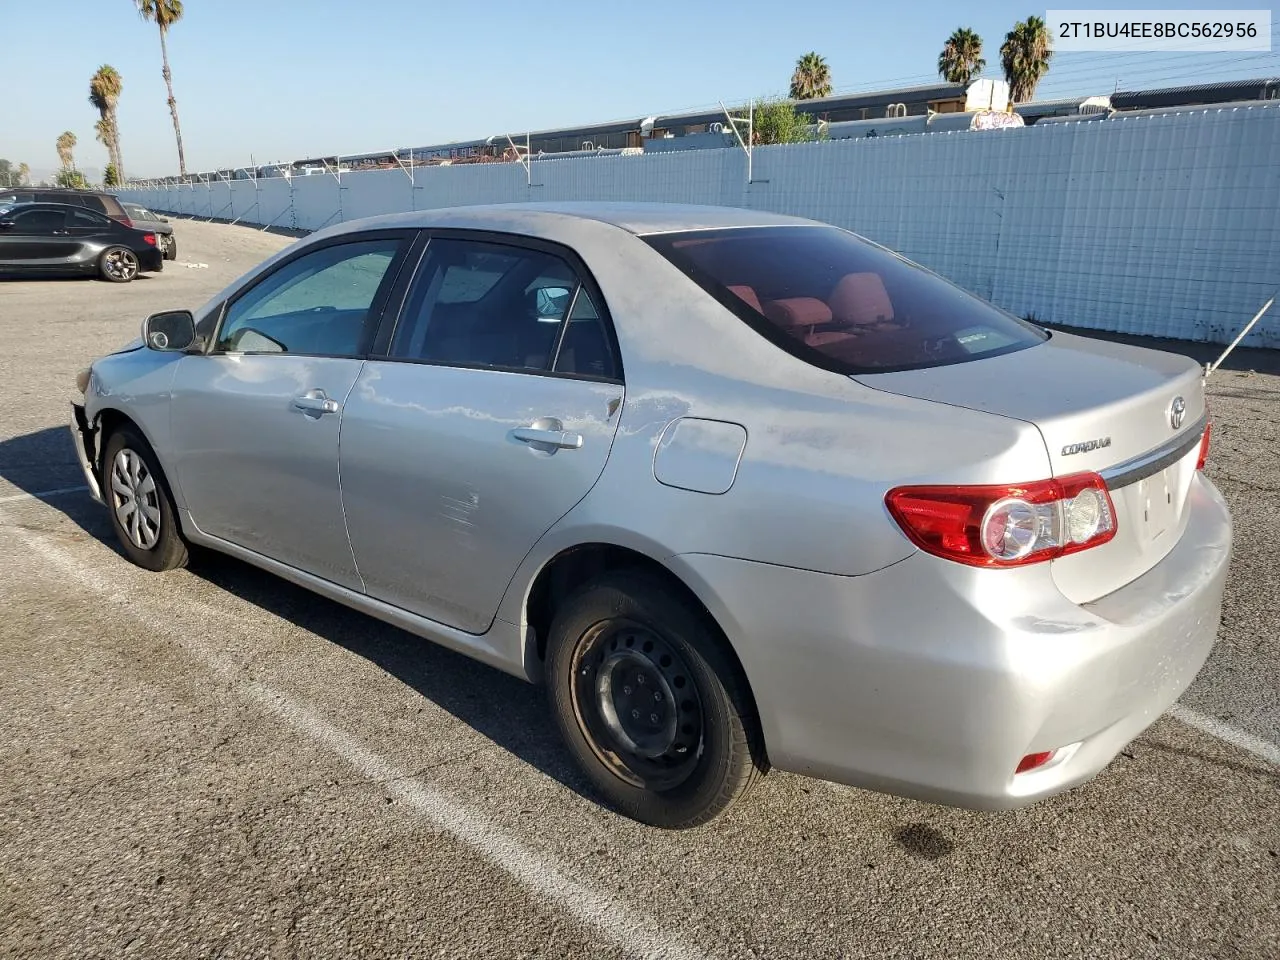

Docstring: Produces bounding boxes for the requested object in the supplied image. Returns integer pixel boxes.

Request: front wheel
[102,425,188,572]
[546,572,766,828]
[98,246,139,283]
[162,235,178,261]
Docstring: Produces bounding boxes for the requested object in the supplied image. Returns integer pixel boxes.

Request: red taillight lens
[120,217,134,229]
[1015,751,1055,774]
[885,472,1117,567]
[1196,422,1211,471]
[143,233,157,246]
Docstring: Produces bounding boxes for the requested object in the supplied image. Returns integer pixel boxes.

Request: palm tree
[89,64,125,182]
[789,52,833,100]
[1000,16,1053,103]
[938,28,985,85]
[16,162,29,186]
[56,131,78,172]
[136,0,187,176]
[94,117,119,180]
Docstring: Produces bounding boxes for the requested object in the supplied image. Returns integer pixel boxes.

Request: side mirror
[143,310,197,352]
[534,286,572,320]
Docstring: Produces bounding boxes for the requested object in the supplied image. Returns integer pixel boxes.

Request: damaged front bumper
[70,403,104,504]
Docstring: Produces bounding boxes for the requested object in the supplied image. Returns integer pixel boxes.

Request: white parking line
[1169,704,1280,767]
[0,485,89,504]
[10,525,703,960]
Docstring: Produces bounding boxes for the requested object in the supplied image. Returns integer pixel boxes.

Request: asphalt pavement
[1,220,1277,959]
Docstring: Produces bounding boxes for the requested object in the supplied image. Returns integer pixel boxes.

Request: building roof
[1110,77,1279,109]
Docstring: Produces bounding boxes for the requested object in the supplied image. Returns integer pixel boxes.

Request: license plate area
[1135,466,1178,545]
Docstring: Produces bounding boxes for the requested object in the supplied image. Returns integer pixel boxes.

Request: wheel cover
[570,619,705,790]
[110,448,161,550]
[105,250,138,280]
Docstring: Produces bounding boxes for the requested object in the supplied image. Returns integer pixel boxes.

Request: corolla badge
[1170,396,1186,430]
[1061,437,1112,456]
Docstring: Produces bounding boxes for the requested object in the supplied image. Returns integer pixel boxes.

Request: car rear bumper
[139,248,164,273]
[671,472,1231,809]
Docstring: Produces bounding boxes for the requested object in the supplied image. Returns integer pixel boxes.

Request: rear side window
[387,237,619,380]
[68,209,110,228]
[646,226,1046,373]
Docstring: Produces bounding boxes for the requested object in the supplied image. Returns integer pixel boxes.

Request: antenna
[1205,295,1275,377]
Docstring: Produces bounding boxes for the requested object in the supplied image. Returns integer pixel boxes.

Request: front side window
[388,238,618,379]
[216,238,402,356]
[11,209,65,233]
[646,226,1046,373]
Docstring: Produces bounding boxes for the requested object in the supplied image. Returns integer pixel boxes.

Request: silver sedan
[71,202,1231,828]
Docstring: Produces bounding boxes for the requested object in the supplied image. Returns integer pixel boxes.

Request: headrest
[829,272,893,325]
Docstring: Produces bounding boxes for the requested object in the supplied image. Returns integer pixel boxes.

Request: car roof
[325,202,822,238]
[0,201,91,210]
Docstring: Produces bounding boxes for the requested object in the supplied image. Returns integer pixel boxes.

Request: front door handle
[292,393,340,416]
[512,427,583,449]
[512,418,583,451]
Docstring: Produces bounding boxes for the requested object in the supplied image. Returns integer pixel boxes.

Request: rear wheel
[99,246,139,283]
[546,572,766,828]
[102,425,188,572]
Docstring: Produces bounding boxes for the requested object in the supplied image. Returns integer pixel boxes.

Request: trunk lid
[854,331,1208,602]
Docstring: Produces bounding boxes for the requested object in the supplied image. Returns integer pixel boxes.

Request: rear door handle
[292,394,340,415]
[512,423,583,450]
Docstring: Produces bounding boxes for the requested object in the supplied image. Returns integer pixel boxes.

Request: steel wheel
[109,448,161,550]
[102,248,139,282]
[570,619,705,791]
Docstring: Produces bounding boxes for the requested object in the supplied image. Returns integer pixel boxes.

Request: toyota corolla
[70,202,1230,828]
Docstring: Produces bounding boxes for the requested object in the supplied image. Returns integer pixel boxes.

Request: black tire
[546,571,766,829]
[98,246,139,283]
[163,235,177,261]
[102,424,188,572]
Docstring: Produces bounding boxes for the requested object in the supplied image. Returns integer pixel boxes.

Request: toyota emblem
[1170,396,1186,430]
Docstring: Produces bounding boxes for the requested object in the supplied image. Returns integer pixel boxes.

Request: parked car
[0,202,164,282]
[121,201,178,261]
[70,203,1230,828]
[0,187,130,223]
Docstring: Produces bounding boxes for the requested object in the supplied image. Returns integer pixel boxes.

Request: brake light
[143,233,157,246]
[120,217,134,229]
[1196,422,1211,471]
[885,472,1117,567]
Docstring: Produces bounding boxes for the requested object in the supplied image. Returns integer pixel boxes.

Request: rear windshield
[645,226,1046,373]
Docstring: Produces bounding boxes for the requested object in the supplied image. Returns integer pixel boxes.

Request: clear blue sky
[4,0,1278,178]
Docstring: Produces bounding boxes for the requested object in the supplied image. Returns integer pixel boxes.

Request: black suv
[0,188,130,224]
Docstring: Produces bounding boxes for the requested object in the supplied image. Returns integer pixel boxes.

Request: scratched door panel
[338,361,622,634]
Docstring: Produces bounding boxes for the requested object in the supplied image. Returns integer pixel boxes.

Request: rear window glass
[646,226,1046,373]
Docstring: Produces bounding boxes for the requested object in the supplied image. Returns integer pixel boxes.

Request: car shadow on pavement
[0,426,94,505]
[188,549,597,801]
[0,426,596,803]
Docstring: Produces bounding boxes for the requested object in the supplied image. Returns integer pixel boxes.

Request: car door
[63,207,113,254]
[0,207,77,265]
[169,232,414,589]
[339,234,625,633]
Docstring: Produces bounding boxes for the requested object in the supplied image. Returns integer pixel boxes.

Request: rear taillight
[143,233,157,246]
[1196,422,1211,471]
[885,473,1117,567]
[119,217,134,229]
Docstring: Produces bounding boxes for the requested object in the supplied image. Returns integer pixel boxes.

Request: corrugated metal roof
[1111,77,1279,109]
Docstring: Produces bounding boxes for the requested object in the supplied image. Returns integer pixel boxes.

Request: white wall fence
[121,102,1280,348]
